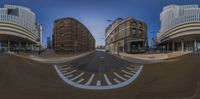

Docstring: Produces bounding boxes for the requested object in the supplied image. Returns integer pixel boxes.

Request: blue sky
[0,0,200,47]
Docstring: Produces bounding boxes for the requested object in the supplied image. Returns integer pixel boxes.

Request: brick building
[53,17,95,53]
[105,17,147,53]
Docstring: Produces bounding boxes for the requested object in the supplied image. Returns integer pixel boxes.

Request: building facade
[53,17,95,53]
[105,17,147,54]
[0,5,42,52]
[157,4,200,52]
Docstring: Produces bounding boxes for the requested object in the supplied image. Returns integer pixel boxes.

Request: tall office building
[53,17,95,53]
[157,4,200,52]
[0,5,42,52]
[105,17,147,54]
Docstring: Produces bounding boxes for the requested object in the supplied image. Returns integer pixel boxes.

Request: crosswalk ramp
[54,63,143,90]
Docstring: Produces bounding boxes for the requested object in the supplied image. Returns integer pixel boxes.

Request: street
[67,51,139,72]
[55,51,143,90]
[0,52,200,99]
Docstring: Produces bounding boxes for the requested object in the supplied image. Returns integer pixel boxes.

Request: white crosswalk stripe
[70,72,85,81]
[124,74,131,78]
[85,74,95,86]
[121,70,133,76]
[96,80,101,86]
[60,64,69,67]
[60,67,71,71]
[113,79,121,84]
[113,72,127,81]
[63,70,77,75]
[127,67,134,71]
[77,78,84,84]
[103,74,112,85]
[66,74,73,78]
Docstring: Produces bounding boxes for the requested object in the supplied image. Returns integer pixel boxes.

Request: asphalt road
[67,51,133,73]
[1,52,200,99]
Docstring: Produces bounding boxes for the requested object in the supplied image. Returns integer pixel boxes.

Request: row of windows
[0,7,36,36]
[161,14,200,33]
[106,28,145,44]
[106,20,145,39]
[0,15,35,32]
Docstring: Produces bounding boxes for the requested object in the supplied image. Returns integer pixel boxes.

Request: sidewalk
[12,51,95,64]
[116,52,190,64]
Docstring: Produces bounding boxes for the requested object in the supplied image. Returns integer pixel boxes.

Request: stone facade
[105,17,147,53]
[53,17,95,53]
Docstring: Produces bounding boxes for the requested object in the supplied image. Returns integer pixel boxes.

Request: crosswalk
[54,63,143,90]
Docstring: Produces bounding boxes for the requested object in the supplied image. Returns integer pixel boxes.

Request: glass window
[60,32,65,37]
[61,44,64,48]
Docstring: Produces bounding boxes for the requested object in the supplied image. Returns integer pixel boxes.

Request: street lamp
[74,41,77,56]
[117,42,121,56]
[74,34,78,56]
[150,31,159,50]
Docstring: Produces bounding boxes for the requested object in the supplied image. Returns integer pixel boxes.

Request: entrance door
[197,41,200,51]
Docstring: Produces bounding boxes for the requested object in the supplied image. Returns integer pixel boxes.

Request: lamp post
[117,42,121,56]
[74,41,77,56]
[74,34,78,56]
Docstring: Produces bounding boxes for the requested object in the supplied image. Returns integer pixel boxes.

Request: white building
[0,4,42,52]
[157,4,200,52]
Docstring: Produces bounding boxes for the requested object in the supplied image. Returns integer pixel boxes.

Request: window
[138,30,142,36]
[133,22,137,26]
[61,44,64,48]
[60,26,64,30]
[7,8,19,16]
[139,23,142,28]
[60,32,65,37]
[132,29,136,34]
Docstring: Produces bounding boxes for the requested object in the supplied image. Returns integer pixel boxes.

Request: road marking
[77,78,84,84]
[96,80,101,86]
[66,74,73,78]
[113,72,127,81]
[63,70,77,76]
[70,72,85,81]
[130,70,137,74]
[127,67,134,71]
[85,74,95,86]
[103,74,112,85]
[60,67,71,71]
[124,74,131,78]
[113,79,121,84]
[60,64,69,67]
[121,70,133,76]
[54,64,144,90]
[130,65,136,67]
[100,57,104,59]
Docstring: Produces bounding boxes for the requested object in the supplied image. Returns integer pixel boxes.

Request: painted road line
[130,65,137,67]
[121,70,133,76]
[60,67,71,71]
[103,74,112,85]
[54,65,144,90]
[60,64,69,67]
[127,67,134,71]
[77,78,84,84]
[113,79,121,84]
[70,72,85,81]
[130,70,137,74]
[124,74,131,78]
[85,74,95,86]
[96,80,101,86]
[113,72,127,81]
[63,70,77,76]
[66,74,73,78]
